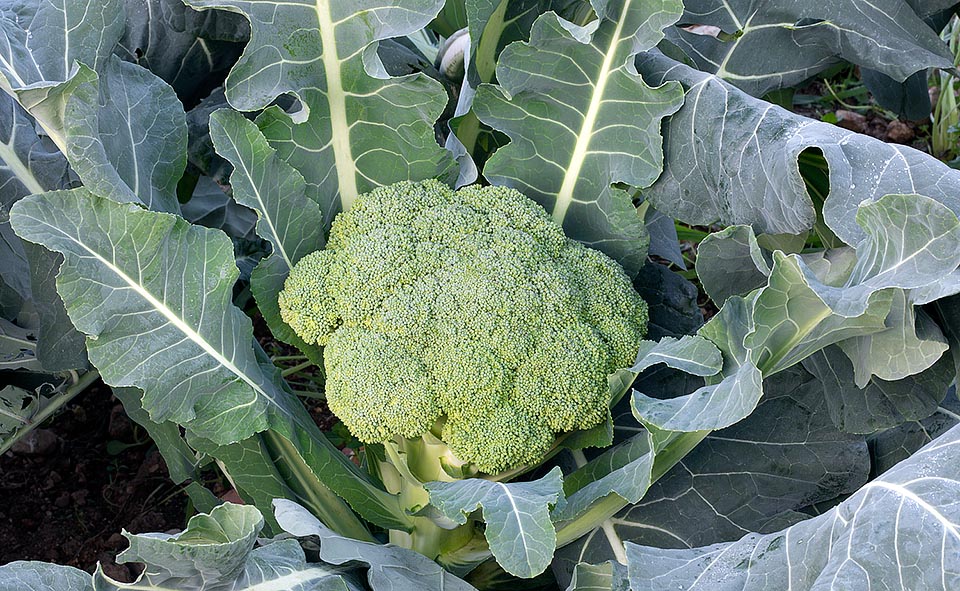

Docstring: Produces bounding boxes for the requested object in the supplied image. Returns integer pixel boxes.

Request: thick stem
[263,430,375,542]
[380,436,479,559]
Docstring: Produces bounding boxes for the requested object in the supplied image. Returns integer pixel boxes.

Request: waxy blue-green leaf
[0,93,66,301]
[553,431,655,524]
[10,188,275,442]
[0,0,123,149]
[632,359,763,432]
[22,241,87,371]
[744,252,893,376]
[867,394,960,475]
[803,344,954,435]
[667,0,953,97]
[625,422,960,591]
[426,467,564,578]
[562,561,625,591]
[0,94,69,207]
[184,0,456,226]
[209,109,325,365]
[565,366,868,565]
[448,0,547,182]
[474,0,684,274]
[805,194,960,319]
[634,189,960,438]
[61,56,186,213]
[639,52,960,247]
[94,503,353,591]
[0,1,185,213]
[0,77,84,371]
[274,499,478,591]
[696,225,770,306]
[838,292,948,386]
[117,0,248,102]
[9,188,408,532]
[0,562,92,591]
[630,335,723,378]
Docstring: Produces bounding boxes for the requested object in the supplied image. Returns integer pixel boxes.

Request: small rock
[11,429,58,456]
[54,492,71,508]
[71,489,89,506]
[886,120,915,143]
[835,109,867,133]
[43,471,62,490]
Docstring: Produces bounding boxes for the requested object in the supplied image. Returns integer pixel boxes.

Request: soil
[0,381,192,582]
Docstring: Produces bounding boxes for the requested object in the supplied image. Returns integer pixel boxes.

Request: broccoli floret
[278,180,648,473]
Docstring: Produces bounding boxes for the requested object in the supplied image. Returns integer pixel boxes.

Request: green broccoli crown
[278,180,648,473]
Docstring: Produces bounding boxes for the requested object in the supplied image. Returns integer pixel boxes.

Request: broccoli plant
[277,179,647,558]
[3,0,960,590]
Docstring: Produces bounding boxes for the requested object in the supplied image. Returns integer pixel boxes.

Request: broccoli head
[278,180,647,473]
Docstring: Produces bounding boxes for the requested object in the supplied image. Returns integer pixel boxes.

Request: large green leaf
[447,0,546,180]
[474,0,684,274]
[0,504,358,591]
[560,366,868,567]
[0,1,185,213]
[639,52,960,247]
[0,563,92,591]
[61,55,186,213]
[625,422,960,590]
[22,241,87,370]
[553,431,655,524]
[695,225,769,307]
[426,467,564,578]
[0,0,122,147]
[11,188,273,441]
[837,293,948,386]
[867,394,960,475]
[184,0,456,226]
[117,0,248,103]
[0,94,69,207]
[803,344,954,434]
[208,109,325,364]
[9,188,408,532]
[667,0,953,97]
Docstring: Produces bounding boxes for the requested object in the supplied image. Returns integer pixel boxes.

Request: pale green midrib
[225,130,294,269]
[0,133,45,195]
[475,0,508,83]
[101,567,340,590]
[315,0,358,212]
[24,212,270,413]
[125,116,141,198]
[496,481,537,567]
[553,3,632,223]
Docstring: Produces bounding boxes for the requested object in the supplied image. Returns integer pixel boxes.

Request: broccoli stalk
[375,432,478,559]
